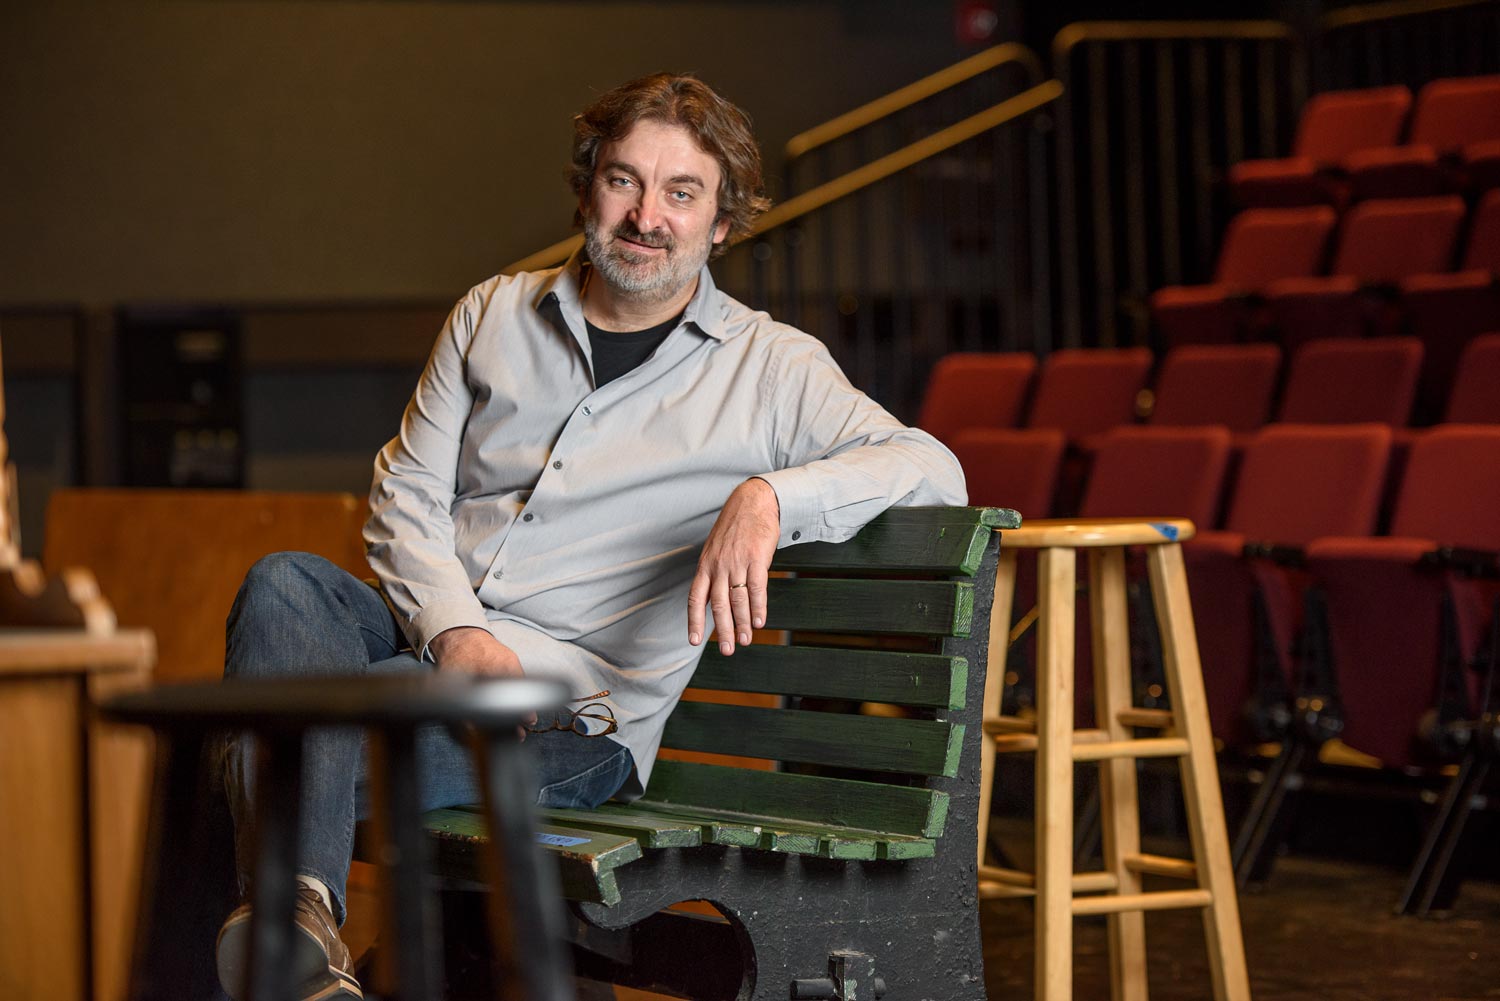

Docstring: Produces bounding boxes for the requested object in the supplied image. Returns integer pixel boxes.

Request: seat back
[1390,424,1500,547]
[1278,337,1423,425]
[1149,343,1282,432]
[646,507,1012,846]
[1214,207,1338,286]
[948,428,1065,517]
[1445,333,1500,423]
[1079,425,1232,528]
[1408,74,1500,151]
[1330,196,1467,281]
[1295,85,1412,162]
[1226,424,1392,543]
[916,352,1037,444]
[1026,348,1153,441]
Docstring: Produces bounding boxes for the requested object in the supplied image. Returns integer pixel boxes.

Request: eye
[607,175,635,189]
[669,189,693,202]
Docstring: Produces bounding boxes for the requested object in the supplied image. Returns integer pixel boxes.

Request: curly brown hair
[570,73,772,258]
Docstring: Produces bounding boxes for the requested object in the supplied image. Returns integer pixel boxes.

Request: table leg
[368,725,440,1001]
[471,729,574,1001]
[245,732,304,1001]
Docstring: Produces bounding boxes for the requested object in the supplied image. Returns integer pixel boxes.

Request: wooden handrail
[502,79,1063,276]
[1319,0,1491,32]
[783,42,1044,160]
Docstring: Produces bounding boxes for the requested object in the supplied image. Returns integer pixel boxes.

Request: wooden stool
[101,673,571,1001]
[976,518,1250,1001]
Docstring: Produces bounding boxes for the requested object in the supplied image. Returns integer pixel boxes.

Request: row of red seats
[1149,191,1500,418]
[922,334,1500,502]
[1230,75,1500,207]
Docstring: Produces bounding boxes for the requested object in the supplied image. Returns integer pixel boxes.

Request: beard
[583,215,714,302]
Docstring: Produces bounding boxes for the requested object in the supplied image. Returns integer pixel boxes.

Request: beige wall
[0,0,960,305]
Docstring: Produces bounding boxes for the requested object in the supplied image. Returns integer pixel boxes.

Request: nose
[629,189,666,234]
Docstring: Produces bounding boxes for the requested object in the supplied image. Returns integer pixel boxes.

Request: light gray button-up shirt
[365,253,966,792]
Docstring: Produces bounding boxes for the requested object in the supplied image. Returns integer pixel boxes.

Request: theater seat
[1265,196,1466,352]
[1445,333,1500,423]
[916,351,1036,445]
[1150,207,1336,349]
[1146,343,1281,433]
[1229,85,1412,208]
[1276,337,1423,426]
[947,427,1065,518]
[1347,74,1500,199]
[1183,424,1392,748]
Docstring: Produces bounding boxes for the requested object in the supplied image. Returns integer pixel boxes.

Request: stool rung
[993,729,1111,754]
[1071,889,1214,916]
[1072,737,1190,762]
[978,866,1118,895]
[985,715,1038,736]
[1124,853,1197,880]
[1116,707,1174,729]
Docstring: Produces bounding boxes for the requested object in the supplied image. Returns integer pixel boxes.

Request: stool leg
[980,547,1020,868]
[1147,543,1250,1001]
[1036,546,1076,1001]
[368,726,440,1001]
[1089,548,1148,1001]
[245,732,304,1001]
[470,728,575,1001]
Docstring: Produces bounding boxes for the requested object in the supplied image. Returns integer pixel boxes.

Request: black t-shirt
[585,313,682,388]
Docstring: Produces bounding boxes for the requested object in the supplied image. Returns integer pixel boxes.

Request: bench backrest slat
[769,506,1019,576]
[762,578,973,636]
[661,702,964,776]
[640,759,949,838]
[691,646,967,709]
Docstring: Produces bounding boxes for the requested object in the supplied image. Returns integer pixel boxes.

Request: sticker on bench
[1150,522,1180,542]
[536,833,591,847]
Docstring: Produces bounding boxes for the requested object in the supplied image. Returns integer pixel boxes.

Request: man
[215,72,965,1000]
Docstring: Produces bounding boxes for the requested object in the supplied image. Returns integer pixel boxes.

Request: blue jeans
[221,551,634,925]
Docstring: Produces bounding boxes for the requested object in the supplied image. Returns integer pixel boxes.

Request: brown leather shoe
[216,886,362,1000]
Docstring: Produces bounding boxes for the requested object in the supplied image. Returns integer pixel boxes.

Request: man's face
[582,119,731,302]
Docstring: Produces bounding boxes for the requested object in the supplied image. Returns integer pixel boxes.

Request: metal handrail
[502,79,1064,276]
[1319,0,1493,32]
[783,42,1044,160]
[1052,20,1294,61]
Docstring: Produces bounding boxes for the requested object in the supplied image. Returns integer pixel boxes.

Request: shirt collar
[533,248,731,342]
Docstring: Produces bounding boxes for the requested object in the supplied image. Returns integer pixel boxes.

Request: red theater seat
[1445,333,1500,423]
[1347,75,1500,199]
[1265,196,1465,351]
[915,351,1036,444]
[1229,85,1412,208]
[947,427,1065,518]
[1148,343,1282,433]
[1025,347,1153,444]
[1183,424,1391,747]
[1150,207,1336,348]
[1277,336,1423,426]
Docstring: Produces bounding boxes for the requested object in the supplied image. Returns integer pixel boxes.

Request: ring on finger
[730,582,748,589]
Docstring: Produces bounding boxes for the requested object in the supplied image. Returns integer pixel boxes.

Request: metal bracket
[790,951,887,999]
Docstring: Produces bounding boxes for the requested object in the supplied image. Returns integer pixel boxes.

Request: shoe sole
[216,911,363,1001]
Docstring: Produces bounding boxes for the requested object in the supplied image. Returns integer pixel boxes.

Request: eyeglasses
[524,690,619,738]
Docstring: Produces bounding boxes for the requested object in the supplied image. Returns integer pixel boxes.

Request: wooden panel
[541,806,705,849]
[763,578,973,637]
[43,489,370,684]
[639,760,948,839]
[0,675,87,1001]
[691,645,967,709]
[770,506,1019,576]
[661,701,963,777]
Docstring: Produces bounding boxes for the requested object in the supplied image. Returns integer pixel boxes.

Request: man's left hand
[688,477,780,655]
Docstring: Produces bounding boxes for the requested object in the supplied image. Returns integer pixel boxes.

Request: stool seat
[102,673,573,1001]
[978,517,1250,1001]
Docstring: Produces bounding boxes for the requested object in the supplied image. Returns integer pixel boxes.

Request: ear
[712,215,730,245]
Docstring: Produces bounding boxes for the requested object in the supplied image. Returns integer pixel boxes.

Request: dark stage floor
[980,851,1500,1000]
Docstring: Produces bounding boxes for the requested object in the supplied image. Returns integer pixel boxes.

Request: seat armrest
[1241,541,1307,568]
[1420,546,1500,579]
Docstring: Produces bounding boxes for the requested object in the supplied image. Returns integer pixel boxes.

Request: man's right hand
[429,626,524,679]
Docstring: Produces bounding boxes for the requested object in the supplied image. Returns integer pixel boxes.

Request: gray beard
[583,217,712,303]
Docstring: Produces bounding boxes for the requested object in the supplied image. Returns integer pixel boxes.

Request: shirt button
[553,460,563,470]
[792,530,801,541]
[523,513,534,522]
[582,405,592,416]
[492,570,503,580]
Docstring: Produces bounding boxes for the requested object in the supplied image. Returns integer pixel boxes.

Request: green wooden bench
[414,505,1018,1001]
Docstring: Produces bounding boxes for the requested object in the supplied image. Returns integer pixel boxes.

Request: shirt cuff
[753,468,821,547]
[406,597,493,662]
